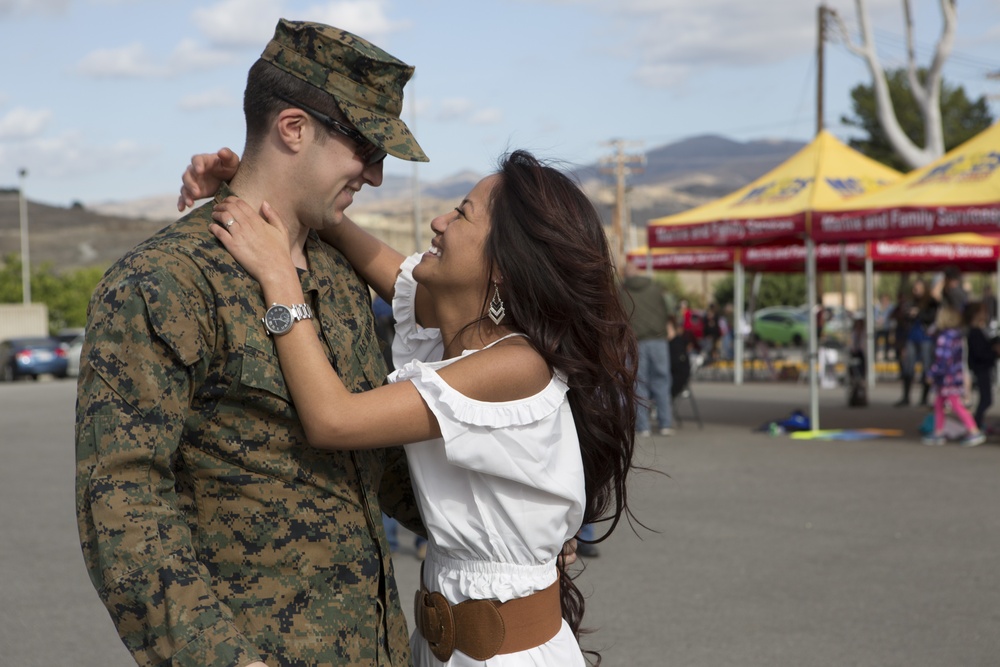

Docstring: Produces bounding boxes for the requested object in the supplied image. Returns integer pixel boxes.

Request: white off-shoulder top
[389,254,586,666]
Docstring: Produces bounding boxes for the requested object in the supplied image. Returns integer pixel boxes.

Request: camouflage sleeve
[378,446,425,537]
[75,254,261,667]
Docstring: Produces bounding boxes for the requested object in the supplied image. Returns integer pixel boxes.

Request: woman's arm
[209,197,548,450]
[316,217,406,305]
[322,218,437,328]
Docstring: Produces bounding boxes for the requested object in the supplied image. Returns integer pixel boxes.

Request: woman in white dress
[186,149,639,665]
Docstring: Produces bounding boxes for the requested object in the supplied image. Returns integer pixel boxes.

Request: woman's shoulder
[450,339,553,403]
[397,343,568,430]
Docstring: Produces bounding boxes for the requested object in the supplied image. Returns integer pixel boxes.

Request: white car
[65,333,85,377]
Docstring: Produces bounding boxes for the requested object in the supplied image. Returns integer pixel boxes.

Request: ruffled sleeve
[401,362,576,487]
[390,253,443,367]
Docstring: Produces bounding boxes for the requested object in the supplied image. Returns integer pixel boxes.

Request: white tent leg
[807,238,820,431]
[995,259,999,396]
[865,257,876,388]
[735,259,744,385]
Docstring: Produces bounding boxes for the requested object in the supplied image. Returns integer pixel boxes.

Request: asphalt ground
[3,376,998,666]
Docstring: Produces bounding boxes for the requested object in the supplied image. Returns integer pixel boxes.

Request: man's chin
[326,208,347,226]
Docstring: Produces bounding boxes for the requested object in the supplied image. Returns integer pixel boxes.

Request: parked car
[54,328,85,346]
[0,337,69,381]
[752,306,811,347]
[65,333,85,377]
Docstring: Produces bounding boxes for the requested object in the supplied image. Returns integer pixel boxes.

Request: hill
[0,134,805,273]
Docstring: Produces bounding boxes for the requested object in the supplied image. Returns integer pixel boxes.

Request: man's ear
[275,108,308,152]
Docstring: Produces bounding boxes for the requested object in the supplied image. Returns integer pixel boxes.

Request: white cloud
[402,96,431,119]
[169,38,242,72]
[190,0,407,49]
[0,132,153,181]
[633,62,691,89]
[191,0,285,48]
[75,37,238,80]
[75,43,167,78]
[470,108,503,126]
[0,0,69,16]
[432,99,502,125]
[436,98,475,122]
[522,0,911,88]
[178,88,240,111]
[301,0,404,40]
[0,107,53,140]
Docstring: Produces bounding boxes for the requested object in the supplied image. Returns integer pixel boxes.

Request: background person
[894,278,937,407]
[620,258,674,437]
[966,300,999,431]
[923,302,985,447]
[874,293,894,361]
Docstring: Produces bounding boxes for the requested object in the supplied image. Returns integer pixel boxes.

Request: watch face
[265,304,293,334]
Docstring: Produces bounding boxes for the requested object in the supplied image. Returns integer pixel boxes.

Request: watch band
[288,303,313,322]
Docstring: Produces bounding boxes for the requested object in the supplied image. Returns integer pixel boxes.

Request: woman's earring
[489,282,506,325]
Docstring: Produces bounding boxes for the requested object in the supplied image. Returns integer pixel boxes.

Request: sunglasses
[274,93,387,166]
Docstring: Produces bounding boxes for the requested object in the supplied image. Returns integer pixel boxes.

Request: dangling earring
[489,282,506,325]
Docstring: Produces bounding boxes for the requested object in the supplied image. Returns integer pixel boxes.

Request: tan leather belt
[414,574,563,662]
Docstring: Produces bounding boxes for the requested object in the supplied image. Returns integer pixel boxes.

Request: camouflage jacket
[76,187,420,667]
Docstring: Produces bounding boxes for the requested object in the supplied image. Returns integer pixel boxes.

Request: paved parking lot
[3,377,999,666]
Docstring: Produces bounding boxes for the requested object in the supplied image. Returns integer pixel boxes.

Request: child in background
[923,302,986,446]
[965,301,1000,432]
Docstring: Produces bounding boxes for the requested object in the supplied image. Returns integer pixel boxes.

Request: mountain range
[0,134,806,272]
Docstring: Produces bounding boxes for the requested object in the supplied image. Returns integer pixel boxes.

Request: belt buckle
[415,588,456,662]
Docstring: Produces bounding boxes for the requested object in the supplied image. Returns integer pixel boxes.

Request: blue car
[0,337,69,381]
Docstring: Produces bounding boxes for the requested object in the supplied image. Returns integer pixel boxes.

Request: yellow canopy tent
[647,130,902,248]
[643,132,902,427]
[814,121,1000,241]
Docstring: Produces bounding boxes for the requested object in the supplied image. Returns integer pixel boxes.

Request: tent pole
[865,256,876,389]
[735,258,744,385]
[840,242,847,319]
[807,238,820,431]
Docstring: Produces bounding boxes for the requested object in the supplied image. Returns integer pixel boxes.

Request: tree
[651,271,700,313]
[829,0,958,169]
[713,273,807,311]
[0,253,106,332]
[841,68,994,171]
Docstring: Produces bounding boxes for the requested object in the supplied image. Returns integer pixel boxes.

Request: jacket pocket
[238,324,292,406]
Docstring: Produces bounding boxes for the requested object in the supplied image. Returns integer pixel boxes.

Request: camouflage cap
[261,18,428,162]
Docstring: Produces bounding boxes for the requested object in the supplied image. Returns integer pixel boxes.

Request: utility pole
[987,69,1000,101]
[817,3,829,135]
[599,139,644,264]
[18,168,31,304]
[410,77,422,255]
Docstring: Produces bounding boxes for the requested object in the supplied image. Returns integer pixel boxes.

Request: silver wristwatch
[263,302,313,336]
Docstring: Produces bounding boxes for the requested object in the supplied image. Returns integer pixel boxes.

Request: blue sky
[1,0,999,207]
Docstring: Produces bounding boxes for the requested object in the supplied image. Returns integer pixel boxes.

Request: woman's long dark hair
[485,150,639,662]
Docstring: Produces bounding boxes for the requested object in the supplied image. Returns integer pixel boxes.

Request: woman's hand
[177,147,241,212]
[210,197,295,286]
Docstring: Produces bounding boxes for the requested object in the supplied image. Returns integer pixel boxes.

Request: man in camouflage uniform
[76,19,427,667]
